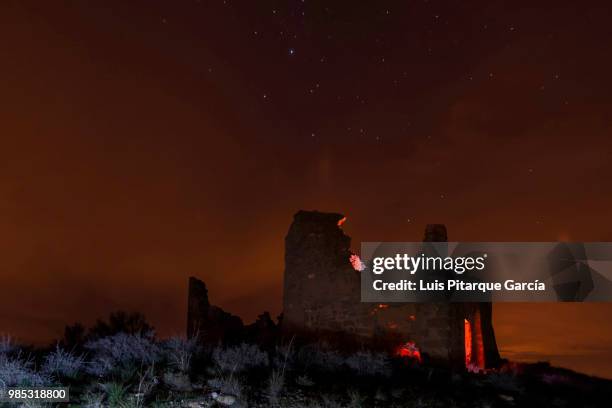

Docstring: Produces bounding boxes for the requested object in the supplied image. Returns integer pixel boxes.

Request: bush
[82,391,105,408]
[320,395,344,408]
[296,345,344,373]
[295,374,315,387]
[85,333,161,378]
[207,375,244,400]
[267,369,284,405]
[0,353,49,387]
[42,345,85,379]
[89,311,154,339]
[101,382,128,407]
[347,389,366,408]
[485,372,524,393]
[344,351,391,377]
[161,336,199,373]
[212,343,269,373]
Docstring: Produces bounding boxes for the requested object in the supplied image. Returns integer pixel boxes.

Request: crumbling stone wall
[282,210,500,368]
[282,211,371,336]
[187,277,280,346]
[186,277,244,344]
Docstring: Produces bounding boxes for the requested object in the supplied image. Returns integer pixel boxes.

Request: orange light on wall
[464,318,472,367]
[465,311,486,370]
[369,303,389,315]
[473,309,486,369]
[387,321,399,330]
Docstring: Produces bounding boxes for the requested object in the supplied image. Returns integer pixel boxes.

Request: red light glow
[473,309,486,369]
[349,254,365,271]
[396,341,422,363]
[464,318,472,367]
[465,311,486,371]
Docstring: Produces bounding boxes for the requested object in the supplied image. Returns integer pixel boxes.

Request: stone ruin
[282,210,500,369]
[186,277,278,347]
[187,209,500,369]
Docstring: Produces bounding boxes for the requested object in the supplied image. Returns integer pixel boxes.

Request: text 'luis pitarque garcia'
[372,279,546,292]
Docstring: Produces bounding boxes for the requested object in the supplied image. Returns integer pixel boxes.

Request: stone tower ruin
[282,210,500,369]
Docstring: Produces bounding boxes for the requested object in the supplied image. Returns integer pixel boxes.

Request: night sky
[2,1,612,378]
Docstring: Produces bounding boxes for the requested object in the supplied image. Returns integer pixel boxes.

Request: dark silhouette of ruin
[187,210,500,369]
[186,277,279,347]
[282,210,500,369]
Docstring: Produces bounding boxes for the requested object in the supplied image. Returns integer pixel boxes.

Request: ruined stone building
[186,209,500,369]
[187,277,280,346]
[282,210,500,369]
